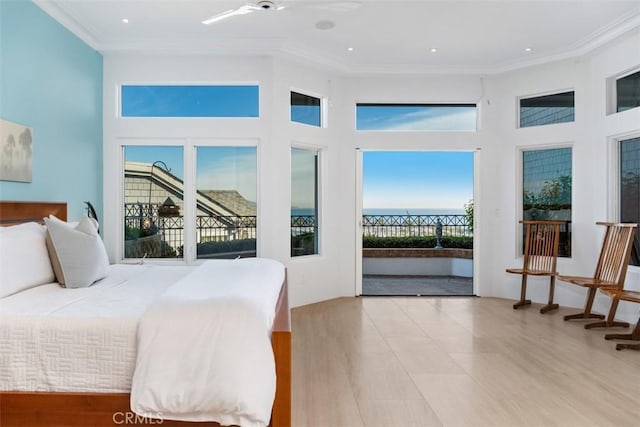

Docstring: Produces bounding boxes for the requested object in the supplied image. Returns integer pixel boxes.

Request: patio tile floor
[362,275,473,296]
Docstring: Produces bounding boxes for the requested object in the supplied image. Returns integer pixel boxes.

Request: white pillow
[44,215,109,288]
[0,222,55,298]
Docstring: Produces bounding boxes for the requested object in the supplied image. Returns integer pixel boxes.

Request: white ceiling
[35,0,640,75]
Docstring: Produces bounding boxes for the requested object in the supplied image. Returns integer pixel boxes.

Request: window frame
[290,89,326,128]
[290,142,324,259]
[194,144,260,260]
[516,89,575,129]
[118,83,260,118]
[119,140,187,265]
[606,66,640,115]
[518,143,574,258]
[118,138,260,265]
[609,131,640,269]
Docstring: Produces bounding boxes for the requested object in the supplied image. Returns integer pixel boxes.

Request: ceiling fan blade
[202,4,258,25]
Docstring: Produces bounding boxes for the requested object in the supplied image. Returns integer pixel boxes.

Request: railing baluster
[125,204,472,257]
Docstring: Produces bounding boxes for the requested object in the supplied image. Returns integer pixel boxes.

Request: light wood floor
[291,297,640,427]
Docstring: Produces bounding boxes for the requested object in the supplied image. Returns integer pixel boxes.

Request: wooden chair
[506,220,564,313]
[601,288,640,350]
[558,222,637,329]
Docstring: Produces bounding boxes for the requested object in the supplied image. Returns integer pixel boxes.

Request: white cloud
[385,108,477,131]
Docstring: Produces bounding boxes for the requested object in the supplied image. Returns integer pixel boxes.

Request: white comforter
[0,264,192,392]
[130,258,285,427]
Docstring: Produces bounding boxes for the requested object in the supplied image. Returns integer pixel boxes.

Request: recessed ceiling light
[525,47,532,52]
[347,47,354,52]
[122,18,129,24]
[315,20,335,30]
[430,48,438,53]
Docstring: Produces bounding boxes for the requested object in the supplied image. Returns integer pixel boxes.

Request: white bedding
[131,258,285,427]
[0,264,193,392]
[0,258,286,427]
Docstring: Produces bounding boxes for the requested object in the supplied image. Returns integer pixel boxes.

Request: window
[121,85,259,117]
[522,147,572,257]
[356,103,477,131]
[519,91,574,128]
[123,146,184,259]
[616,70,640,113]
[291,91,322,126]
[196,147,257,259]
[291,147,319,257]
[620,137,640,266]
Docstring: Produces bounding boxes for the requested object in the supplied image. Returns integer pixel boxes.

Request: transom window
[519,91,575,128]
[291,91,322,127]
[522,147,572,257]
[356,103,477,131]
[616,70,640,113]
[121,85,259,117]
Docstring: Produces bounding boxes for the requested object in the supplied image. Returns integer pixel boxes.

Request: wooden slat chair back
[558,222,637,329]
[601,289,640,350]
[506,220,564,313]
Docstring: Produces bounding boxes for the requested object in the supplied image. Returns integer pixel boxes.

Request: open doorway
[360,151,474,296]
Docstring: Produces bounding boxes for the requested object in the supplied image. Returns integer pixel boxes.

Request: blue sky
[356,105,476,131]
[125,146,257,202]
[123,88,475,210]
[363,151,473,210]
[125,146,184,179]
[121,85,259,117]
[125,148,474,211]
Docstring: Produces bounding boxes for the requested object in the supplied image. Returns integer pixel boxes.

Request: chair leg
[585,297,629,329]
[540,276,559,314]
[606,320,640,350]
[513,275,531,310]
[616,343,640,350]
[563,288,605,321]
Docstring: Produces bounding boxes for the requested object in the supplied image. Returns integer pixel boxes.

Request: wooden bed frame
[0,201,291,427]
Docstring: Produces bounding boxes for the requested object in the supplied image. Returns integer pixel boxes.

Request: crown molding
[33,0,100,50]
[34,1,640,76]
[99,38,286,56]
[569,9,640,54]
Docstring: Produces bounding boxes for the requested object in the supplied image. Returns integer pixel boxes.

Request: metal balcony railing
[362,214,471,237]
[124,203,471,258]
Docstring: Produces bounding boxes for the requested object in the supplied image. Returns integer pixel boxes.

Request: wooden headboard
[0,201,67,225]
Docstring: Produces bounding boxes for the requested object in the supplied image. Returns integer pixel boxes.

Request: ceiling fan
[202,0,362,25]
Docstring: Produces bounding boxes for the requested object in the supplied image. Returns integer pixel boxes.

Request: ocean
[291,208,466,216]
[363,208,465,216]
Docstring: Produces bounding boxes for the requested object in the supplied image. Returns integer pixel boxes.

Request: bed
[0,201,291,427]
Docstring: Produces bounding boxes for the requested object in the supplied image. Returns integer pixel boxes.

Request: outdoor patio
[362,274,473,296]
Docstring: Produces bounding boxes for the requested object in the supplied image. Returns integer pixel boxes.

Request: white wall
[103,54,356,307]
[484,32,640,323]
[102,32,640,322]
[364,257,473,277]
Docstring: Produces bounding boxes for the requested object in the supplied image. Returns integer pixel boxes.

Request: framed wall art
[1,118,33,183]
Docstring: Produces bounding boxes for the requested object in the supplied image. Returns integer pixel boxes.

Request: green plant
[363,235,473,249]
[464,199,474,233]
[291,232,316,256]
[523,175,572,211]
[124,225,143,241]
